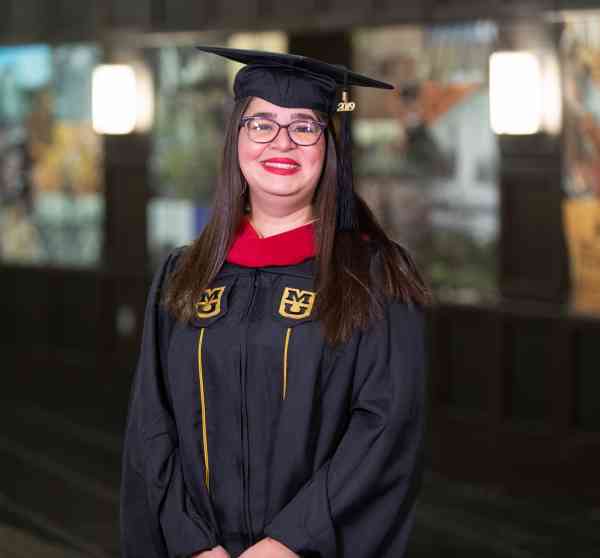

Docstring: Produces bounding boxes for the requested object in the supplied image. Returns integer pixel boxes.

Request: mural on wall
[0,44,103,267]
[353,23,499,302]
[562,15,600,312]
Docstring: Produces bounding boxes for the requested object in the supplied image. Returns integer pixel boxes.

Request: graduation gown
[120,222,426,558]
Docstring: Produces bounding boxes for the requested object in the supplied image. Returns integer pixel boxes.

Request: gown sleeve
[120,251,220,558]
[263,302,426,558]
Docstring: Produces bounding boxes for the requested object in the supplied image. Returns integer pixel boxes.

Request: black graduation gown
[120,250,426,558]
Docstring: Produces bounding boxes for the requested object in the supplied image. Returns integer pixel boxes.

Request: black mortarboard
[196,45,394,231]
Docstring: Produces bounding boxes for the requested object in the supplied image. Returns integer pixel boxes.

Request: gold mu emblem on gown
[196,287,226,318]
[278,287,316,319]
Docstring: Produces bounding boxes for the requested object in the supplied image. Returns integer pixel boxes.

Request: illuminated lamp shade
[92,64,154,135]
[489,51,562,136]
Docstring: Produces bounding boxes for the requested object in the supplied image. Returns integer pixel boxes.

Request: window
[562,12,600,313]
[353,23,500,302]
[0,44,103,267]
[146,32,287,269]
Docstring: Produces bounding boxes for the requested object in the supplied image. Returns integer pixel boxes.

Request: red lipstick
[261,157,301,175]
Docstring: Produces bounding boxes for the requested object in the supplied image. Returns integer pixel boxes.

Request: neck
[248,204,315,238]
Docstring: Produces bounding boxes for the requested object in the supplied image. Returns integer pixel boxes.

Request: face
[238,97,326,212]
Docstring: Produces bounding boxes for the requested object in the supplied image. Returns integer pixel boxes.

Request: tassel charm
[337,90,356,112]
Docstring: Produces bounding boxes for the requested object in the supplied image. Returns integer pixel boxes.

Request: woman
[121,46,431,558]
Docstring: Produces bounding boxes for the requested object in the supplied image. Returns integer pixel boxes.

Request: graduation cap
[196,45,395,231]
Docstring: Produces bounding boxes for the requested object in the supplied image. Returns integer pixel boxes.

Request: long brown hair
[163,97,432,345]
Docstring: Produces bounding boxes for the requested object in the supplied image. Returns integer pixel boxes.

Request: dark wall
[0,1,594,45]
[0,265,147,433]
[428,302,600,501]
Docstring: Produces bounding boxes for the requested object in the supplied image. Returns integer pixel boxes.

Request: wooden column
[103,133,149,275]
[497,22,570,303]
[499,138,570,302]
[101,131,150,388]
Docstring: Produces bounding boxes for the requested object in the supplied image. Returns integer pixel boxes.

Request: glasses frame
[240,116,327,146]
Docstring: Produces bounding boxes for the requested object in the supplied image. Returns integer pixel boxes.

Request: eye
[290,120,320,134]
[249,118,276,132]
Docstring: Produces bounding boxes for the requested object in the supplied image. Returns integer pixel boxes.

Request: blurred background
[0,0,599,556]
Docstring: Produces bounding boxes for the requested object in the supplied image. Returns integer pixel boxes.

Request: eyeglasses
[240,116,326,146]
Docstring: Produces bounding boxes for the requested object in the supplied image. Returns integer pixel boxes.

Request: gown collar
[226,218,316,267]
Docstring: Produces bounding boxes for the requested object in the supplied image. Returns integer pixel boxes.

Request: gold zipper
[197,328,210,491]
[282,327,292,400]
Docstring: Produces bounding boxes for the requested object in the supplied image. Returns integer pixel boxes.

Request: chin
[257,182,304,197]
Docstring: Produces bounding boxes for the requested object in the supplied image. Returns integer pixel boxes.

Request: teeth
[263,162,298,169]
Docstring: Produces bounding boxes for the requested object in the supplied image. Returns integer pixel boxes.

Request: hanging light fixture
[92,62,154,135]
[489,50,562,135]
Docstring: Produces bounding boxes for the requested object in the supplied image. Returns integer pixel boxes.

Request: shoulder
[386,299,425,333]
[156,245,187,278]
[148,246,187,303]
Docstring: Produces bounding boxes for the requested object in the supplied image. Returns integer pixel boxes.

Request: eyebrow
[250,111,319,121]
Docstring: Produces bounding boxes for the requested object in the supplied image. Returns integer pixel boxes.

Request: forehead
[244,97,318,120]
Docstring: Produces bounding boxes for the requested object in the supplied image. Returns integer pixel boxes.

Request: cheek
[237,134,253,168]
[238,133,265,170]
[305,140,326,175]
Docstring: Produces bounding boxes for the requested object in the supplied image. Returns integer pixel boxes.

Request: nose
[270,126,295,151]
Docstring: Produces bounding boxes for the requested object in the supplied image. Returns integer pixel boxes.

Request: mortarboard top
[195,45,394,114]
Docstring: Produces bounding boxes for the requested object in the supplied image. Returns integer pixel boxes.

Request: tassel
[336,82,357,232]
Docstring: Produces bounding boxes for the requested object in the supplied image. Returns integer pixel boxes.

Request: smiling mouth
[264,162,298,169]
[262,158,300,169]
[261,159,301,174]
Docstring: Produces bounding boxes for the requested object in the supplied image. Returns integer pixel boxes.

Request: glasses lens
[245,118,278,143]
[289,120,323,145]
